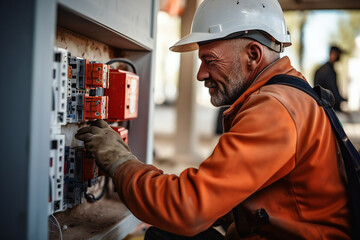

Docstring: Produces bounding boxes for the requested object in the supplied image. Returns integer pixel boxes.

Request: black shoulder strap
[266,75,360,169]
[266,75,323,105]
[266,74,360,239]
[233,74,360,238]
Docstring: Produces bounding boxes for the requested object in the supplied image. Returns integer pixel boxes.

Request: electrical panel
[49,48,138,215]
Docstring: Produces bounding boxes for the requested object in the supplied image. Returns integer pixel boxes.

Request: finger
[84,141,100,155]
[75,132,94,141]
[76,126,93,135]
[88,126,103,134]
[77,126,103,135]
[86,120,97,125]
[90,119,109,129]
[84,142,96,152]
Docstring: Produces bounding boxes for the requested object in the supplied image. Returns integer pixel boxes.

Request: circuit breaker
[49,48,68,213]
[49,48,138,214]
[106,69,139,121]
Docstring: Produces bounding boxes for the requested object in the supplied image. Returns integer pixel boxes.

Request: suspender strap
[232,74,360,238]
[266,74,360,239]
[267,75,323,105]
[266,74,360,172]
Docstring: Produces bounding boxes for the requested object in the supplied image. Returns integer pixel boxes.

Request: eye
[205,59,215,65]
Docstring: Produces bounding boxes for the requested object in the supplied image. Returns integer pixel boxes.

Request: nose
[197,62,209,82]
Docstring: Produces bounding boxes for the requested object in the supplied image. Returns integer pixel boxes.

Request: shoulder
[229,87,299,136]
[259,83,316,108]
[230,82,320,134]
[258,83,318,119]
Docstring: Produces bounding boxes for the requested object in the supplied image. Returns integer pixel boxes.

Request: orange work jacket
[113,57,351,239]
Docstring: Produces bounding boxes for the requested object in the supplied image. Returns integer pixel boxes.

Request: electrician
[76,0,352,239]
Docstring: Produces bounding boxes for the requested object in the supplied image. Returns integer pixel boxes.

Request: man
[76,0,352,239]
[314,46,346,111]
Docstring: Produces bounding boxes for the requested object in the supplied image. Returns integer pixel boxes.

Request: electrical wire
[85,176,109,203]
[49,214,63,240]
[106,58,137,74]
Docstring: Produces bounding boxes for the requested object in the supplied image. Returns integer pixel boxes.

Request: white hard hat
[170,0,291,53]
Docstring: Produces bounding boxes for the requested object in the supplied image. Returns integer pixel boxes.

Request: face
[330,50,341,63]
[197,39,249,107]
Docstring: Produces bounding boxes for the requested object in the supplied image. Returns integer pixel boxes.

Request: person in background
[314,46,347,111]
[75,0,352,239]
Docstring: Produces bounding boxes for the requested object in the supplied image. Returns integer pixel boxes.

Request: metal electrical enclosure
[2,0,158,239]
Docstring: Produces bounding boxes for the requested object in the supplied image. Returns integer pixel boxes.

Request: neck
[249,56,281,84]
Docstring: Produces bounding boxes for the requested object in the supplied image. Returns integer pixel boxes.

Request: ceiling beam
[278,0,360,10]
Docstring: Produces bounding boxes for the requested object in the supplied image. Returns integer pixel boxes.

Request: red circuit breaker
[105,69,139,121]
[81,149,99,182]
[85,63,110,89]
[111,126,129,144]
[84,96,108,120]
[68,65,73,79]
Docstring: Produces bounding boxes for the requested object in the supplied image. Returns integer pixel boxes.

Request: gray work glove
[75,119,137,177]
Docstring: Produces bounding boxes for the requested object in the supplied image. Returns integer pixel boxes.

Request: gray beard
[210,61,248,107]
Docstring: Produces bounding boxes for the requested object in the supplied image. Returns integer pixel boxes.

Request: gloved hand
[75,119,137,177]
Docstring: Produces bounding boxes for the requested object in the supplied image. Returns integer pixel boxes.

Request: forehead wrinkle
[199,42,226,58]
[200,39,234,58]
[199,49,218,60]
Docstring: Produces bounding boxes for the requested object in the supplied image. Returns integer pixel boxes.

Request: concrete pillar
[175,0,199,160]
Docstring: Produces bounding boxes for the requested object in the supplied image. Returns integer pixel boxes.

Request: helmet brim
[169,32,211,52]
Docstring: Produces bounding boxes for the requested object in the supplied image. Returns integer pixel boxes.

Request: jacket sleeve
[113,93,297,236]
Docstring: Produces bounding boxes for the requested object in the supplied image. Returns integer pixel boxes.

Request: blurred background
[152,0,360,175]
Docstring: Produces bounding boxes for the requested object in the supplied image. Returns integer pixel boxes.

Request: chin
[210,98,224,107]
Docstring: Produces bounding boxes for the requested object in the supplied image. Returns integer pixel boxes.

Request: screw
[96,78,101,83]
[95,112,100,116]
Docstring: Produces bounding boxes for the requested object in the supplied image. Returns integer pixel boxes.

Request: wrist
[108,154,138,177]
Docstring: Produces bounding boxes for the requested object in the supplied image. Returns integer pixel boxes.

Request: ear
[245,41,263,71]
